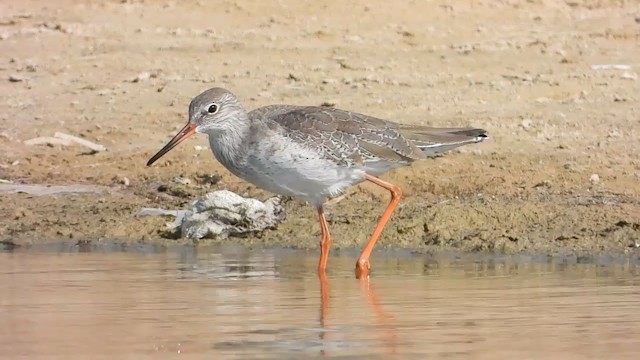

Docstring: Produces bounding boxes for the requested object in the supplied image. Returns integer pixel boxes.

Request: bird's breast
[212,133,366,204]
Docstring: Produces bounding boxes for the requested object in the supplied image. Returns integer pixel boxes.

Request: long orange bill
[146,123,196,166]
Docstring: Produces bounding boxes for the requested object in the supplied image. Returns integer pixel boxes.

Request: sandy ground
[1,0,639,257]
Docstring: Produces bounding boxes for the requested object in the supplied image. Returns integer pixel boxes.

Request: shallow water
[1,245,639,359]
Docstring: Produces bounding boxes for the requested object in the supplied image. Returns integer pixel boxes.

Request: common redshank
[147,87,487,277]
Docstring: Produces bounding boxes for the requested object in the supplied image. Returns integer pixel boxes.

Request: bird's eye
[207,103,219,114]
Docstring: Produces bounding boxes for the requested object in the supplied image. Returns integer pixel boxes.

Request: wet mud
[1,0,639,257]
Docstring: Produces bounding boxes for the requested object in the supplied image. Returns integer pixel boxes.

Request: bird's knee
[390,185,402,199]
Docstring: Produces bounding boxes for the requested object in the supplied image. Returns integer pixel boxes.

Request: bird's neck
[205,113,251,171]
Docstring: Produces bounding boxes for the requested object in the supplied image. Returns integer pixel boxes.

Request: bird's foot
[355,258,370,279]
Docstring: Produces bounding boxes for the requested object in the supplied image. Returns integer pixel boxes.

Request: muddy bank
[1,171,639,258]
[1,0,639,256]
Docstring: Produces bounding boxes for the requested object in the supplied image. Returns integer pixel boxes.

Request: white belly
[212,133,366,207]
[243,146,366,206]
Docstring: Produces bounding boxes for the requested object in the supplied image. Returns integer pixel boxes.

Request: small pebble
[520,119,534,130]
[113,175,130,186]
[131,72,150,83]
[8,74,26,82]
[196,173,222,186]
[589,174,600,184]
[173,176,192,185]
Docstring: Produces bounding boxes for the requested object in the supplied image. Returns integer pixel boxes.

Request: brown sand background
[1,0,639,256]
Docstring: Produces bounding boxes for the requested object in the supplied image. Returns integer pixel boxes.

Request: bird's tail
[399,126,488,157]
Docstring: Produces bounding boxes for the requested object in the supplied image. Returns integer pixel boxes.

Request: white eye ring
[207,103,219,114]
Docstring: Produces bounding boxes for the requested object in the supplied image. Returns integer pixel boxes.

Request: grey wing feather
[250,105,487,164]
[254,106,425,165]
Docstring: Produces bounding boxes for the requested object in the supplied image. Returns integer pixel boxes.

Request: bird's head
[146,87,244,166]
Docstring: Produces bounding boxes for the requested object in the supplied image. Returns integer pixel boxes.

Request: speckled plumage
[184,88,486,206]
[147,87,488,276]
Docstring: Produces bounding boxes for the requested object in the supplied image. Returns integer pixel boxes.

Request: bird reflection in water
[317,273,398,356]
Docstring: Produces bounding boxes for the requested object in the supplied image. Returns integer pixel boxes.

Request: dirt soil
[1,0,639,257]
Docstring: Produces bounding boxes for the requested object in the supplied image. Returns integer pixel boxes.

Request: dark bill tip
[146,123,196,166]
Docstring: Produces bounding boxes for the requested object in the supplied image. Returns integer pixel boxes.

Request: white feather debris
[23,132,107,152]
[23,136,73,146]
[53,132,107,152]
[136,208,188,229]
[137,190,286,239]
[181,190,285,239]
[591,64,631,71]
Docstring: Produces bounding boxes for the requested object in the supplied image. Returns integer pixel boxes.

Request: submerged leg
[317,206,332,273]
[318,271,330,340]
[356,174,402,278]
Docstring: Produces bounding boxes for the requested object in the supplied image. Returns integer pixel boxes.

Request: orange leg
[355,174,402,278]
[317,206,332,273]
[317,210,331,353]
[318,271,330,338]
